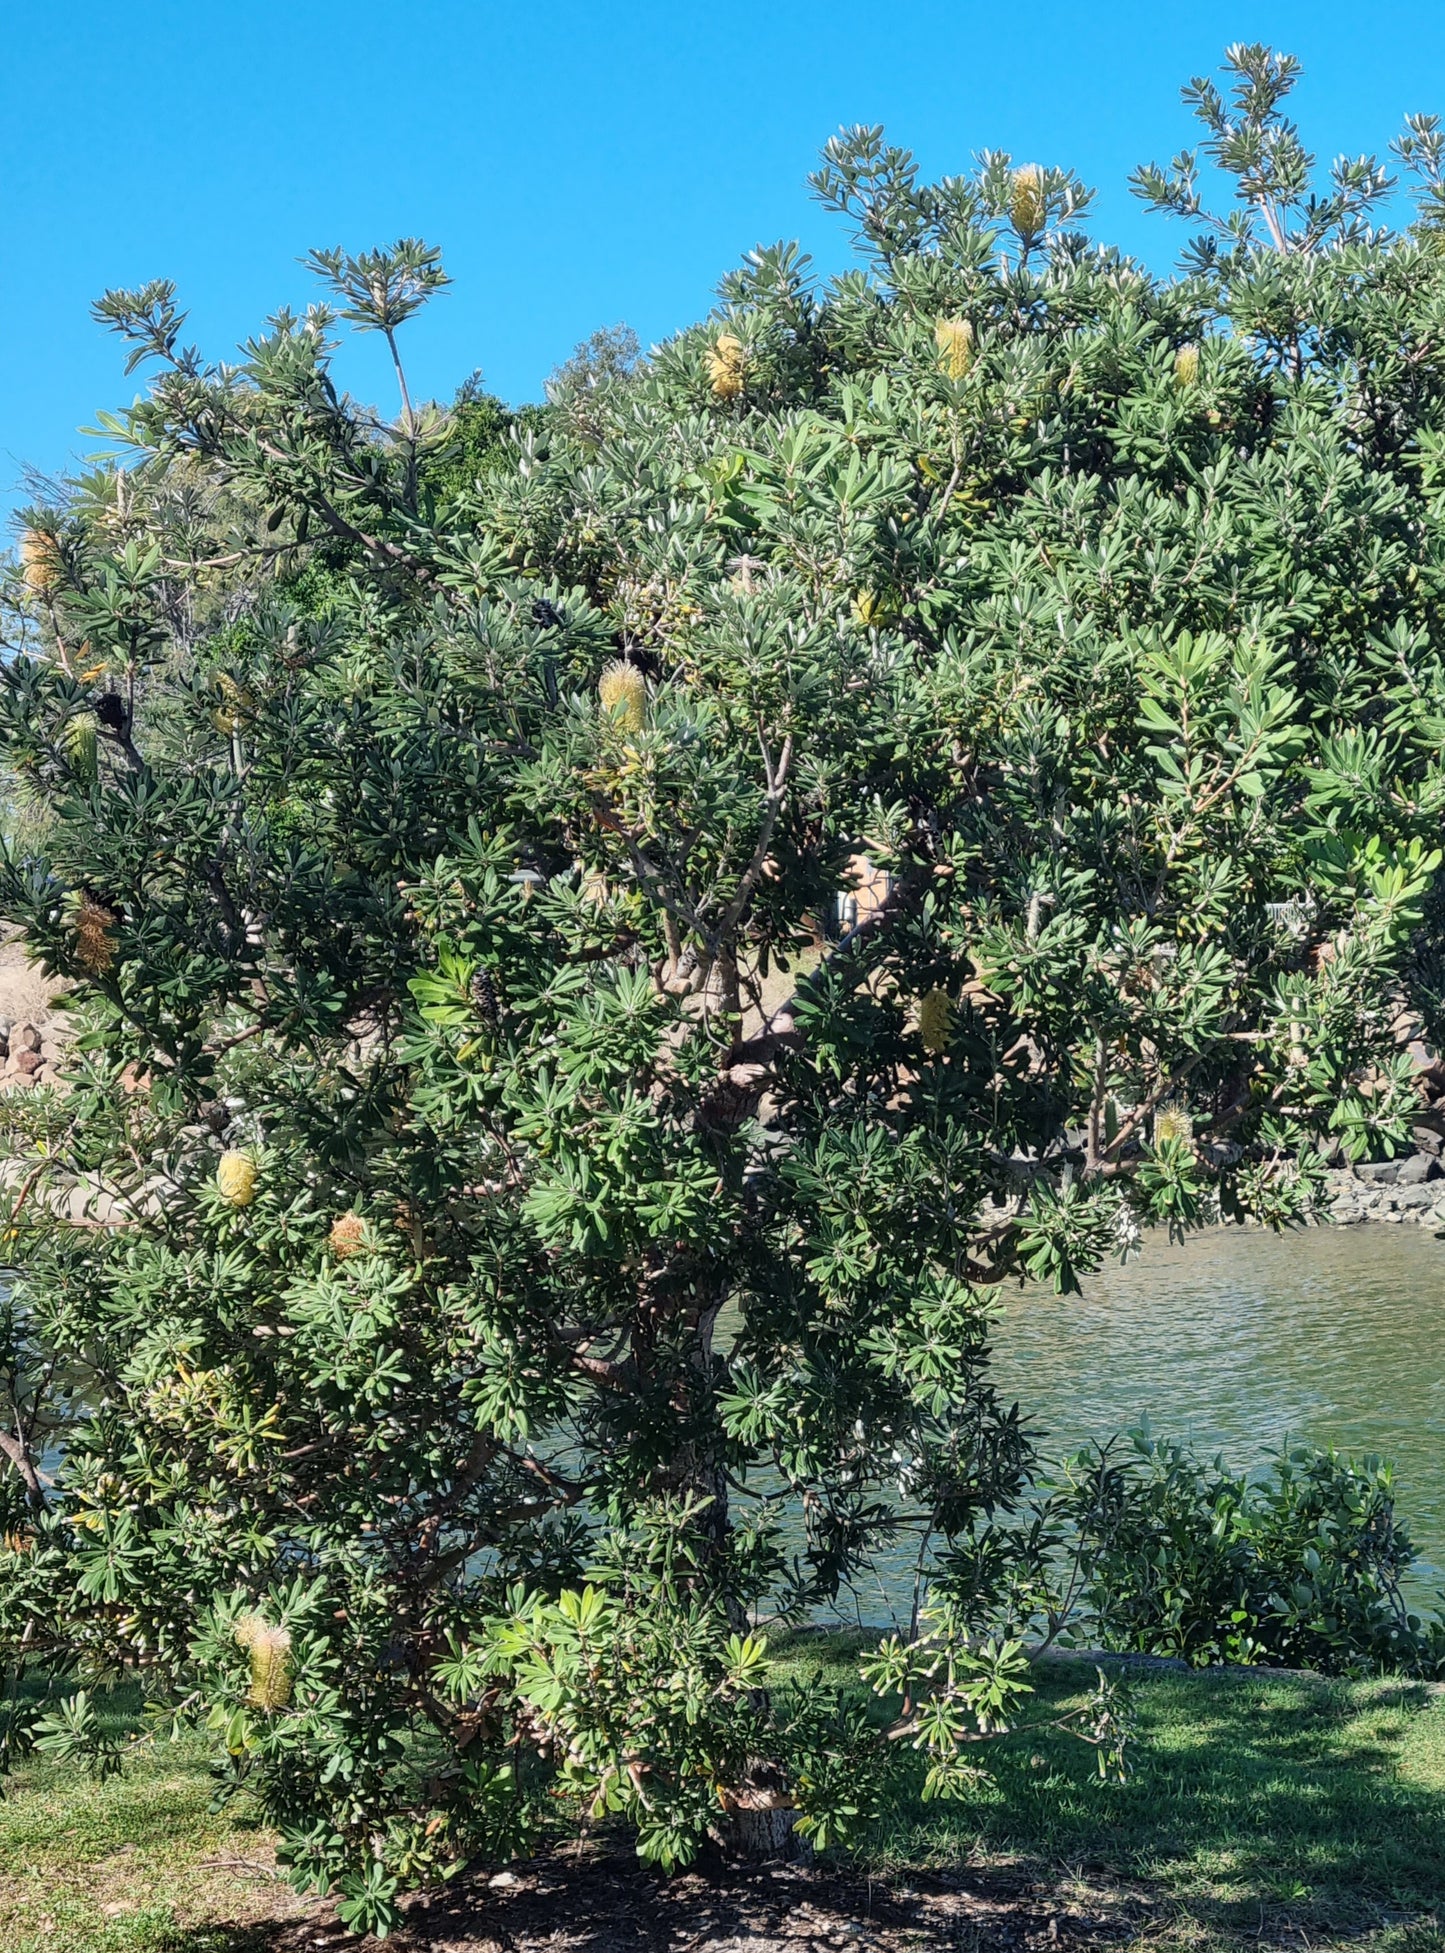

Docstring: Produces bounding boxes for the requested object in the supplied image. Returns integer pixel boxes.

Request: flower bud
[917,987,955,1055]
[20,529,59,595]
[1010,164,1047,240]
[234,1613,293,1711]
[65,714,99,785]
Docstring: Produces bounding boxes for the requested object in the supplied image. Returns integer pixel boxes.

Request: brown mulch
[264,1844,1139,1953]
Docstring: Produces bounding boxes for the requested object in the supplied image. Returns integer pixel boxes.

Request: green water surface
[992,1224,1445,1592]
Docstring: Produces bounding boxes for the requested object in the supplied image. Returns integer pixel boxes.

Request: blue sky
[4,0,1445,519]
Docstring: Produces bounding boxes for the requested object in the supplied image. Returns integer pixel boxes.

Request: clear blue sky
[4,0,1445,519]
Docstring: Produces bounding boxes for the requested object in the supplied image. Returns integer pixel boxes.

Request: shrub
[1058,1432,1445,1674]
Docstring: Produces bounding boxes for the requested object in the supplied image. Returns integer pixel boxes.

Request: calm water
[992,1226,1445,1594]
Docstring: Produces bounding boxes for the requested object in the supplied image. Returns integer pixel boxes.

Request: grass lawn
[2,1648,1443,1951]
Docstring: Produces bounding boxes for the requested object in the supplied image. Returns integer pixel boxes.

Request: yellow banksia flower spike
[19,528,60,595]
[1174,342,1201,387]
[917,986,955,1055]
[934,316,974,381]
[216,1150,258,1207]
[65,713,99,785]
[1010,163,1047,240]
[234,1613,293,1711]
[598,659,646,734]
[212,674,248,736]
[706,333,747,402]
[1153,1099,1194,1146]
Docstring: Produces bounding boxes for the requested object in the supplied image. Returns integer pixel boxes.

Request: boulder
[1353,1158,1402,1185]
[1396,1152,1440,1185]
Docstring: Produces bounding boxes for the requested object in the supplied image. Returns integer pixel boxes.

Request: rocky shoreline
[1322,1157,1445,1228]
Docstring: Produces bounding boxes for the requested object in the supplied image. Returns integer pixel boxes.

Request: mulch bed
[268,1843,1140,1952]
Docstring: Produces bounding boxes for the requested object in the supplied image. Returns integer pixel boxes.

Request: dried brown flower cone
[328,1212,369,1259]
[73,896,117,975]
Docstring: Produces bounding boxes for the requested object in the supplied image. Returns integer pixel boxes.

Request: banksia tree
[3,50,1445,1942]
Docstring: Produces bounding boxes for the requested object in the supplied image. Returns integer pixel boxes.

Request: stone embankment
[1323,1152,1445,1227]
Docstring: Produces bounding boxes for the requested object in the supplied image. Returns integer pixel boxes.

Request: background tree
[3,47,1445,1937]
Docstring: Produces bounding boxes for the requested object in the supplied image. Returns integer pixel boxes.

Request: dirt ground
[0,936,62,1032]
[265,1846,1139,1953]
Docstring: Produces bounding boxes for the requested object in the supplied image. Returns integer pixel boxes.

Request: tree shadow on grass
[91,1665,1445,1953]
[880,1662,1445,1941]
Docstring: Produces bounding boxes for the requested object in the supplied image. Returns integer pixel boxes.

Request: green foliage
[5,43,1445,1938]
[1057,1432,1445,1675]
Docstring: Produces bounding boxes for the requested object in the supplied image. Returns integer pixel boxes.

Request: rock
[1392,1184,1439,1211]
[1412,1124,1444,1156]
[1396,1152,1439,1185]
[14,1049,42,1076]
[16,1023,40,1053]
[1354,1159,1402,1185]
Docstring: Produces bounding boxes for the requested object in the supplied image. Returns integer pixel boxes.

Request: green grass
[785,1633,1445,1948]
[0,1686,307,1953]
[3,1650,1444,1951]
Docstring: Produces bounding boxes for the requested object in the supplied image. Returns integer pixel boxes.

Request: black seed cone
[470,967,501,1025]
